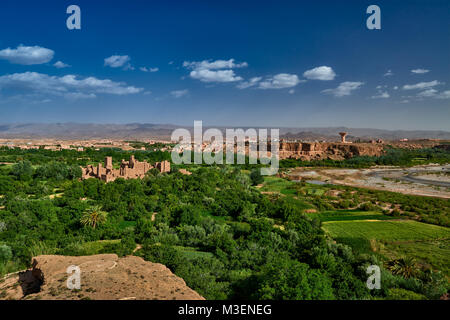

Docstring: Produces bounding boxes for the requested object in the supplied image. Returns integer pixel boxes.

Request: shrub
[250,169,264,186]
[0,244,13,263]
[386,288,426,300]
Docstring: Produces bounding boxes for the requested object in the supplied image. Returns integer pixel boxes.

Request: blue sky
[0,0,449,130]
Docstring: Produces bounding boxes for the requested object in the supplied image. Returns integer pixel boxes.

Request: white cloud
[0,72,143,99]
[259,73,302,89]
[393,86,398,90]
[104,55,131,68]
[65,92,97,100]
[411,68,429,74]
[289,89,295,94]
[371,91,390,99]
[140,67,159,72]
[402,80,441,90]
[170,89,189,98]
[190,69,242,83]
[322,81,364,97]
[417,89,437,97]
[183,59,247,83]
[437,90,450,99]
[236,77,262,89]
[416,89,450,99]
[183,59,247,70]
[53,61,71,69]
[398,84,450,100]
[0,45,54,65]
[384,70,394,77]
[303,66,336,80]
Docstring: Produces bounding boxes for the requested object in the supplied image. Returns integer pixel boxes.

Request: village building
[82,155,170,182]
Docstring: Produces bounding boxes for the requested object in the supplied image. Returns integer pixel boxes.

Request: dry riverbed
[287,164,450,198]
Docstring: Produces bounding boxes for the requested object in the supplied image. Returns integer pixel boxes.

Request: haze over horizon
[1,121,450,133]
[0,0,449,130]
[1,122,450,141]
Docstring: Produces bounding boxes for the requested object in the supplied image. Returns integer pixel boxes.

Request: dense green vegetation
[280,147,450,168]
[0,146,171,167]
[125,141,175,151]
[261,176,449,227]
[257,175,449,299]
[0,147,448,300]
[0,159,368,299]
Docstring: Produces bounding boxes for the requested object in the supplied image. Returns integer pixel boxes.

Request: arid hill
[0,123,449,140]
[0,254,204,300]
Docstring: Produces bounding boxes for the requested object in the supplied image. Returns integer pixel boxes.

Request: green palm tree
[80,205,107,229]
[387,257,418,278]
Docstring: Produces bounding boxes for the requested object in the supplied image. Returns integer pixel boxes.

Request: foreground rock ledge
[0,254,204,300]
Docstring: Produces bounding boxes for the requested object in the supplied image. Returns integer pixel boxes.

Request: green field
[307,209,396,222]
[260,176,296,195]
[259,176,315,212]
[383,240,450,276]
[322,220,450,241]
[322,220,450,276]
[260,176,328,197]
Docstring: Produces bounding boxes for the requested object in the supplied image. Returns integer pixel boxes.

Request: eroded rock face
[278,142,384,160]
[0,254,204,300]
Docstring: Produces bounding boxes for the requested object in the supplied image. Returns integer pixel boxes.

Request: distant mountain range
[0,123,449,141]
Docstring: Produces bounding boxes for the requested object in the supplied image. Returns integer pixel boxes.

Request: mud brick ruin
[82,155,170,182]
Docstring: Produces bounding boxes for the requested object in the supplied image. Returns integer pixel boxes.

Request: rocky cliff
[278,142,384,160]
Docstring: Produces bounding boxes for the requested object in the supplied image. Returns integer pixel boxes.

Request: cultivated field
[260,174,450,277]
[322,220,450,276]
[322,220,450,241]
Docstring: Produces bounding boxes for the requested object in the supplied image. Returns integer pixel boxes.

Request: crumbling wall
[82,157,171,182]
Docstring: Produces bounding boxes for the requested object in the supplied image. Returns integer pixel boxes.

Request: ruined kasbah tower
[81,155,170,182]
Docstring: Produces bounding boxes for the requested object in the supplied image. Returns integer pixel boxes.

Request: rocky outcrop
[278,142,384,160]
[0,254,204,300]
